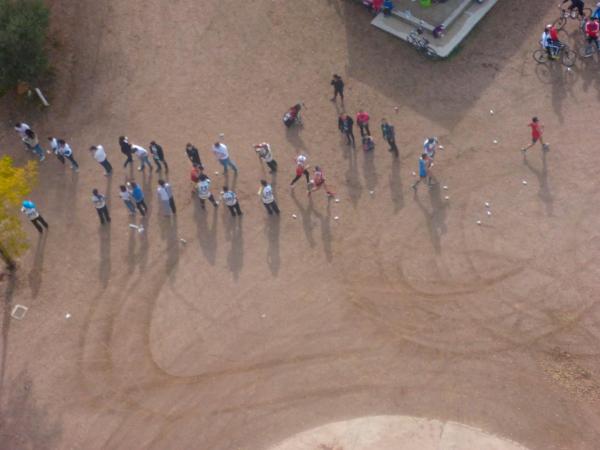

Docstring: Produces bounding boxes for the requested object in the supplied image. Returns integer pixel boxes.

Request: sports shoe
[39,155,45,162]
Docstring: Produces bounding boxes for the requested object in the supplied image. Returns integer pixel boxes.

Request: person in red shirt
[585,17,600,50]
[521,117,550,154]
[356,110,371,137]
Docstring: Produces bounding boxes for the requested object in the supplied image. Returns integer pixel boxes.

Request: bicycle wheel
[554,16,567,30]
[533,49,549,64]
[579,42,593,58]
[561,47,577,66]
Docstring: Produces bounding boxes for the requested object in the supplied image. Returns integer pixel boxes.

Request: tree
[0,0,50,92]
[0,156,38,270]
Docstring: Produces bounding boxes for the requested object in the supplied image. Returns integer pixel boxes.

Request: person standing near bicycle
[560,0,585,18]
[585,15,600,49]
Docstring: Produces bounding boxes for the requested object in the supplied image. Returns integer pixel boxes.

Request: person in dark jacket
[119,136,133,168]
[330,74,344,102]
[381,118,399,157]
[185,143,202,168]
[338,114,355,146]
[149,140,169,172]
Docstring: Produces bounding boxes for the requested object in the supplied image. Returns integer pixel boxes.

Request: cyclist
[560,0,585,17]
[541,24,561,58]
[585,16,600,49]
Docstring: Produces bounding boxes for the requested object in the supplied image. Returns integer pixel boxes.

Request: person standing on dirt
[259,179,280,215]
[92,189,111,224]
[129,182,148,216]
[14,122,30,139]
[156,180,172,216]
[521,117,550,154]
[197,173,219,209]
[131,143,153,172]
[381,118,399,156]
[23,129,45,161]
[221,186,242,217]
[57,139,79,171]
[90,145,113,176]
[158,179,176,214]
[338,114,355,146]
[560,0,585,17]
[47,136,65,165]
[212,142,239,174]
[119,185,136,216]
[119,136,134,168]
[584,16,600,49]
[21,200,48,233]
[149,140,169,172]
[412,153,432,191]
[185,143,203,168]
[308,166,335,198]
[254,142,278,173]
[356,110,371,137]
[290,153,310,188]
[330,74,344,102]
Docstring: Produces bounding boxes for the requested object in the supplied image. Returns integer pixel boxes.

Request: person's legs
[200,198,206,209]
[264,203,273,215]
[272,201,280,214]
[136,201,146,216]
[412,177,423,190]
[124,155,133,168]
[104,206,111,222]
[154,159,162,172]
[219,159,229,174]
[227,205,236,217]
[359,124,365,137]
[303,169,310,184]
[349,130,355,145]
[522,137,538,152]
[161,159,169,172]
[125,200,136,214]
[267,160,277,172]
[345,132,352,145]
[228,158,238,173]
[208,194,218,207]
[234,203,242,215]
[101,159,112,174]
[30,219,43,233]
[97,208,106,224]
[169,197,176,214]
[290,174,302,185]
[36,215,49,228]
[33,144,45,160]
[57,154,65,164]
[66,154,79,169]
[365,124,371,136]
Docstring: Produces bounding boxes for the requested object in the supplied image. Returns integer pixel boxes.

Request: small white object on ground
[444,196,450,200]
[484,202,490,208]
[261,314,267,318]
[476,220,482,225]
[522,180,528,185]
[493,140,498,144]
[487,211,492,216]
[369,190,374,195]
[412,171,416,176]
[292,214,297,219]
[443,185,448,190]
[179,238,187,244]
[129,224,139,230]
[438,145,444,150]
[11,304,28,320]
[334,216,339,220]
[46,150,52,154]
[490,109,494,115]
[219,133,225,139]
[567,67,572,71]
[394,106,399,111]
[65,313,71,319]
[334,198,340,203]
[214,171,219,175]
[137,226,144,233]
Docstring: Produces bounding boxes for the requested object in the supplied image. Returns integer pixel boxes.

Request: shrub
[0,0,50,92]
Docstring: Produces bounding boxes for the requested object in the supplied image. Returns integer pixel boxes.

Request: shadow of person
[362,147,378,193]
[159,215,180,283]
[413,181,448,255]
[0,272,16,399]
[291,189,317,248]
[344,141,362,207]
[266,214,281,276]
[311,197,333,262]
[193,197,218,265]
[223,212,244,281]
[523,149,554,217]
[98,226,111,289]
[285,125,306,151]
[27,232,48,298]
[389,157,404,214]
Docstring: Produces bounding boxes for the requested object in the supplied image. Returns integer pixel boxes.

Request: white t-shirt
[49,138,59,153]
[132,144,148,157]
[60,143,73,157]
[92,194,106,209]
[296,154,307,167]
[221,191,237,206]
[15,123,30,138]
[256,143,273,162]
[21,206,39,220]
[197,179,212,199]
[94,146,107,163]
[157,186,169,202]
[119,191,131,202]
[261,185,274,204]
[212,143,229,160]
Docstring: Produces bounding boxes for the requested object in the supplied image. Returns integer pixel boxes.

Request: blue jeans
[219,157,238,173]
[139,155,153,170]
[28,144,44,158]
[124,199,136,214]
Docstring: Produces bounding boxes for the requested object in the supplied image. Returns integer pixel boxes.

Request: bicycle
[407,25,439,59]
[533,42,577,67]
[554,6,592,30]
[579,37,600,57]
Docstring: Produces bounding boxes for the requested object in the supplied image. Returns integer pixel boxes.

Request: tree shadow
[523,149,554,217]
[0,371,62,449]
[27,232,48,299]
[194,198,218,265]
[413,181,448,254]
[223,213,244,281]
[99,226,111,289]
[291,189,317,248]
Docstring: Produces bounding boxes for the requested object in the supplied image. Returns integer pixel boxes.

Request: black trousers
[200,194,218,209]
[264,201,280,215]
[344,130,355,145]
[266,160,277,172]
[227,203,242,216]
[65,154,79,168]
[135,200,147,215]
[168,197,176,214]
[96,206,111,224]
[123,154,133,168]
[359,123,371,137]
[291,169,310,185]
[333,87,344,100]
[387,137,399,156]
[56,154,65,164]
[154,158,169,172]
[31,215,49,233]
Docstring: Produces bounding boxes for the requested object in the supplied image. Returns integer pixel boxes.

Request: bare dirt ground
[1,0,600,448]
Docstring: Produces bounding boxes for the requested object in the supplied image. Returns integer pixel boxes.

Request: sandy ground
[1,0,600,449]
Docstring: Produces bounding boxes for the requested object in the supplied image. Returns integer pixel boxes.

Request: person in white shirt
[212,142,238,174]
[119,185,136,215]
[21,200,48,233]
[157,179,175,216]
[221,185,242,217]
[14,122,30,139]
[254,142,277,173]
[131,144,153,172]
[258,179,280,215]
[58,139,79,171]
[91,189,111,224]
[89,145,113,175]
[290,153,310,188]
[47,136,65,165]
[197,174,219,209]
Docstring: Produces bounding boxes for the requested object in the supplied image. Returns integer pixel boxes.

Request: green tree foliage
[0,0,50,91]
[0,156,38,269]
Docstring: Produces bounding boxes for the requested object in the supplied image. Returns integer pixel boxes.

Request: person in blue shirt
[411,153,432,190]
[129,182,147,216]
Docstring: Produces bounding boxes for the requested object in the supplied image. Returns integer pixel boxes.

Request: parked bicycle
[533,42,577,67]
[407,25,439,59]
[554,5,592,30]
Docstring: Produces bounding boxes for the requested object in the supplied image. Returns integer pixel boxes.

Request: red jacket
[356,112,370,124]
